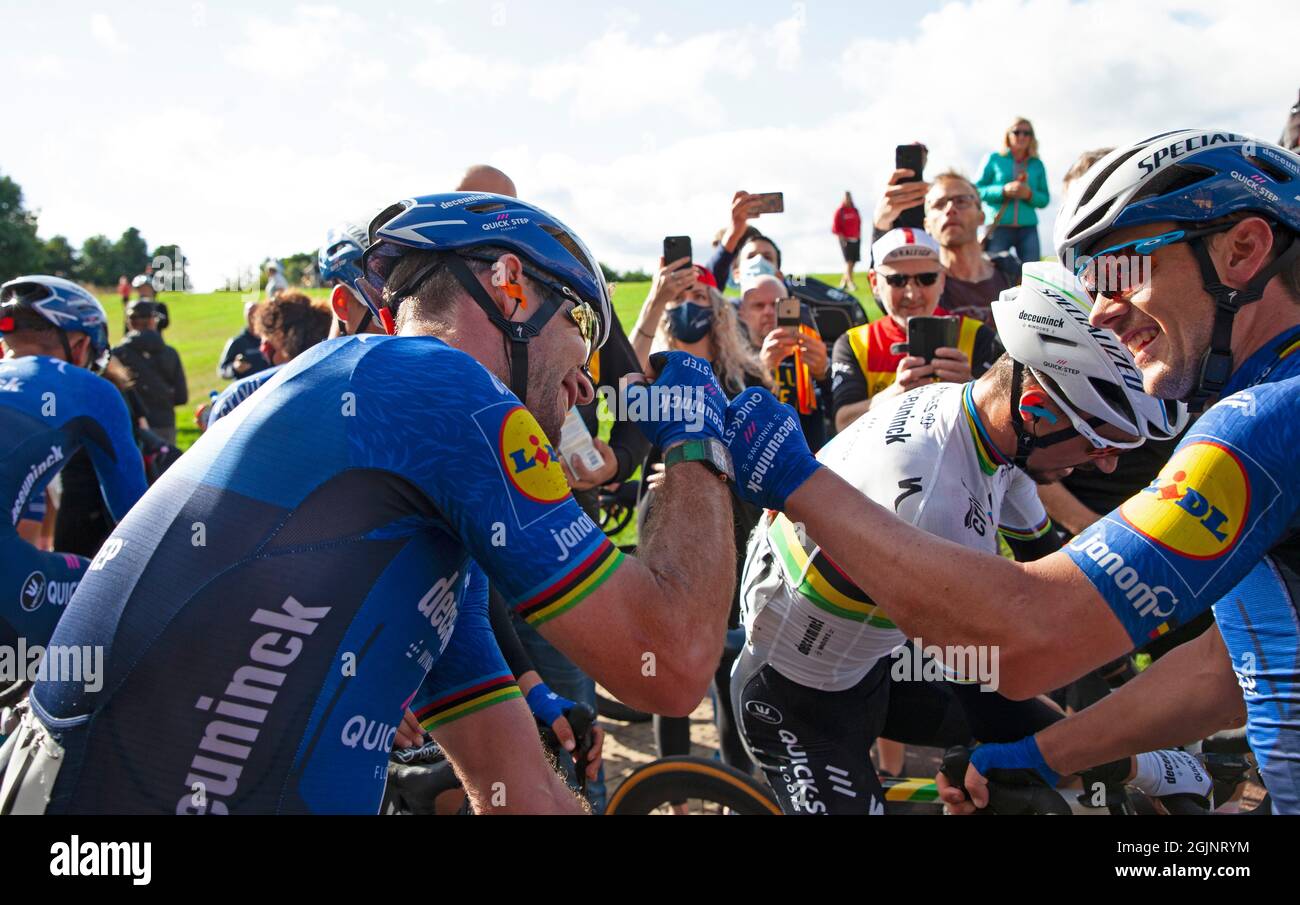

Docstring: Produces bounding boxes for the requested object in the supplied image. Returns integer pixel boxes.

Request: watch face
[707,440,734,481]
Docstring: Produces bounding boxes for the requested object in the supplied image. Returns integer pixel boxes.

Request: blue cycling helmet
[0,275,112,372]
[319,220,371,296]
[363,192,612,402]
[319,218,378,332]
[1055,131,1300,405]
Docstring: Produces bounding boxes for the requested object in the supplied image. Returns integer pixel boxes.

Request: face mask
[666,302,713,343]
[741,254,777,280]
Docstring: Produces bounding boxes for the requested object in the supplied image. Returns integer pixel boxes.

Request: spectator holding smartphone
[831,228,999,431]
[735,273,831,450]
[873,170,1021,326]
[832,191,862,291]
[975,117,1049,262]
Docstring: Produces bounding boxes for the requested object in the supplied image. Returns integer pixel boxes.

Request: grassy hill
[98,275,879,451]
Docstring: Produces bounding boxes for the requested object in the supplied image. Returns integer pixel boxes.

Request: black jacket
[111,329,188,430]
[218,329,270,381]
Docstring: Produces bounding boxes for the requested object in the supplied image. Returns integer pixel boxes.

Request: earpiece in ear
[1019,392,1058,424]
[503,279,527,309]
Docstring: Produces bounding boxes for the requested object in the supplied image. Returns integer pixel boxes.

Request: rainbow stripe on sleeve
[513,539,624,626]
[415,673,522,731]
[999,514,1053,542]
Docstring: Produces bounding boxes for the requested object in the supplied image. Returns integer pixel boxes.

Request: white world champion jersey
[739,380,1051,691]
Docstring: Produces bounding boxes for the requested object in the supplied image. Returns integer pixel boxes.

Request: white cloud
[528,27,757,124]
[408,26,525,96]
[16,0,1299,290]
[765,12,805,72]
[90,13,127,55]
[227,5,371,80]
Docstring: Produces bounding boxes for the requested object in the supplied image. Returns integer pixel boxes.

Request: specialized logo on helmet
[1137,132,1246,176]
[500,406,569,503]
[20,571,46,612]
[1121,442,1249,559]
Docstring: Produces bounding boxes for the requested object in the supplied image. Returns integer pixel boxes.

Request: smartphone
[894,145,926,230]
[776,297,801,328]
[663,235,692,271]
[906,315,959,363]
[748,192,784,215]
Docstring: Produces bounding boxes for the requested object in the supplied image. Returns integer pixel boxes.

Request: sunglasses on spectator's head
[1011,128,1034,137]
[883,272,941,288]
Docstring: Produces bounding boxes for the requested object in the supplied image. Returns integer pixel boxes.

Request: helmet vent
[465,202,508,215]
[369,202,408,244]
[1245,153,1292,183]
[1076,147,1146,209]
[1132,163,1213,203]
[1041,334,1077,348]
[1088,375,1136,426]
[541,224,596,280]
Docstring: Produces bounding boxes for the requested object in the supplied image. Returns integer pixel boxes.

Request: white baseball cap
[871,227,941,268]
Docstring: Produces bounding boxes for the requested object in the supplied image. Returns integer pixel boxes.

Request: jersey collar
[1223,324,1300,396]
[962,381,1012,475]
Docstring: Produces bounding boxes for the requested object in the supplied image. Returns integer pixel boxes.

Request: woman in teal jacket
[975,117,1049,262]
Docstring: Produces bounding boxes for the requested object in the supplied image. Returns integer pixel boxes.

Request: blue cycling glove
[624,351,728,450]
[525,682,575,728]
[723,387,822,511]
[970,735,1060,787]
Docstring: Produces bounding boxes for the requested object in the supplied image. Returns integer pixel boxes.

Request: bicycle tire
[605,756,781,815]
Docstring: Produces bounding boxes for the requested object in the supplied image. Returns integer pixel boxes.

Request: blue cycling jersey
[0,355,146,650]
[1067,324,1300,812]
[30,335,623,814]
[207,364,282,425]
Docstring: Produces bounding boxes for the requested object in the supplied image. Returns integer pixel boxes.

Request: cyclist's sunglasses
[1010,128,1034,137]
[1071,222,1237,300]
[882,271,941,288]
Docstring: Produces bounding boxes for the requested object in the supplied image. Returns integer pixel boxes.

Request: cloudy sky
[4,0,1296,289]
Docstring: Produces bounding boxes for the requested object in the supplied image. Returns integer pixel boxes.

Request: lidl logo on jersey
[499,406,569,504]
[1120,442,1249,559]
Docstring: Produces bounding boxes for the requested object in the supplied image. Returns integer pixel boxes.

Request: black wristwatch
[663,438,734,482]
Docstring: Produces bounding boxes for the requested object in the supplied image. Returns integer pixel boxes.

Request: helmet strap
[1008,362,1085,468]
[440,253,561,405]
[57,330,77,368]
[1188,230,1300,410]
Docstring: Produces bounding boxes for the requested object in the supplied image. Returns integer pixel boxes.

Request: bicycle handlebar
[940,746,1072,815]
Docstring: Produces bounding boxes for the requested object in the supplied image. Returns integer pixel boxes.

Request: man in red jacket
[832,191,862,291]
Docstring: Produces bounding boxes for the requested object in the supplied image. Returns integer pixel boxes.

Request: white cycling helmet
[992,262,1189,447]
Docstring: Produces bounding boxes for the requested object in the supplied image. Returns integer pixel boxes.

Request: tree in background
[150,243,192,291]
[0,171,191,288]
[279,251,316,287]
[0,172,43,280]
[78,234,119,286]
[114,227,150,280]
[41,236,79,277]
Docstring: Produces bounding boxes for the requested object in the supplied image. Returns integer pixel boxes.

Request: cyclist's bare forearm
[434,697,589,814]
[1036,627,1245,776]
[540,462,735,715]
[785,468,1131,699]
